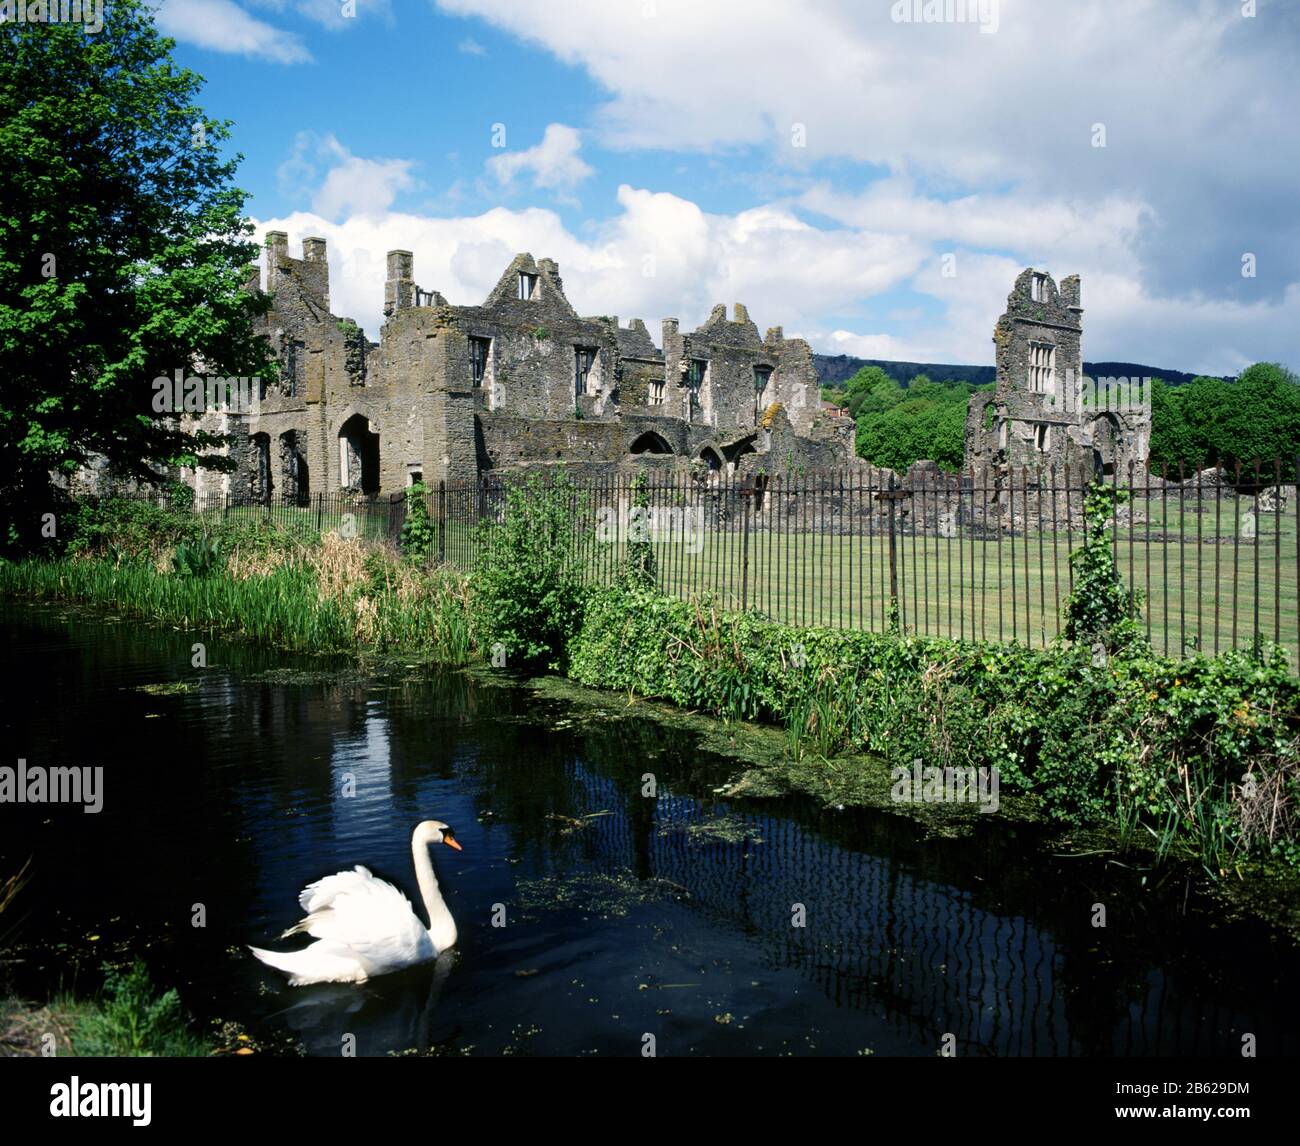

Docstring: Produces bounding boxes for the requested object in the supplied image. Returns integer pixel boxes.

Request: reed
[0,548,473,664]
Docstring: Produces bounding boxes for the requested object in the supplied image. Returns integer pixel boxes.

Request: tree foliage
[848,370,981,472]
[0,1,273,547]
[1148,364,1300,473]
[837,360,1298,477]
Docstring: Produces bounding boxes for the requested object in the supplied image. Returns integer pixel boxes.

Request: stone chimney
[301,237,329,307]
[385,250,415,317]
[265,231,289,281]
[538,257,562,293]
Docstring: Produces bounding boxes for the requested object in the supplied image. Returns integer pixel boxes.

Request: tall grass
[0,860,30,965]
[0,545,473,663]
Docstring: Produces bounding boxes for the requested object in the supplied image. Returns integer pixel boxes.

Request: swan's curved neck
[413,831,457,952]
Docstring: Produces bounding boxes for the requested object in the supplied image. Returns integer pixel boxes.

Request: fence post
[886,470,899,608]
[740,474,753,611]
[316,492,323,533]
[438,480,446,564]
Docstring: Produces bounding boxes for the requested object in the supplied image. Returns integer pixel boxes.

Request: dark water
[1,600,1296,1057]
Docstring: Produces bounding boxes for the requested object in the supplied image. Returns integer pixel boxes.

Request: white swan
[250,820,461,986]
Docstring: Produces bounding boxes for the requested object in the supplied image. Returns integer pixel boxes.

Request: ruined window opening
[649,376,665,405]
[574,346,598,398]
[1028,341,1055,394]
[630,431,672,455]
[285,339,304,398]
[1034,423,1051,452]
[686,358,707,405]
[997,417,1008,450]
[753,364,773,422]
[1030,273,1047,302]
[518,272,538,300]
[469,336,491,387]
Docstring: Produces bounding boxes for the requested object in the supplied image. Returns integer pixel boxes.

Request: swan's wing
[296,865,375,916]
[286,865,431,972]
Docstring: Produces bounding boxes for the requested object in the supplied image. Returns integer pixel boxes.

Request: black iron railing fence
[126,456,1300,662]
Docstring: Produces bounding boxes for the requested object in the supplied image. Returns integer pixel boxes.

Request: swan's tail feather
[248,943,368,987]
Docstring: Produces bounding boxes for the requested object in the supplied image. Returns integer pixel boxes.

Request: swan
[250,820,461,986]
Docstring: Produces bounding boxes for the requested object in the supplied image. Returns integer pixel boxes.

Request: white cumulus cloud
[155,0,312,64]
[487,124,594,195]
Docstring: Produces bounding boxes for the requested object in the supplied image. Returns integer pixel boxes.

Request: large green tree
[1148,363,1300,474]
[0,1,272,547]
[852,373,980,472]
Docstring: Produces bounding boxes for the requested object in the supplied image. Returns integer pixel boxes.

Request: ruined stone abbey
[185,236,1149,503]
[190,233,854,503]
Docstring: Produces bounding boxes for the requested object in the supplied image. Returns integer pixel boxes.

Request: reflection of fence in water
[555,760,1260,1056]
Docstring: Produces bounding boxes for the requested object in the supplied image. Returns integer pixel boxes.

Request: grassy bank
[3,496,472,660]
[566,583,1299,873]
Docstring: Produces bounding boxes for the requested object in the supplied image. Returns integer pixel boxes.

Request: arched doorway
[280,429,309,505]
[338,413,380,493]
[1090,413,1121,475]
[697,446,723,472]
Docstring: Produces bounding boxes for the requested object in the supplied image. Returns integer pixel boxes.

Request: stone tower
[965,268,1151,484]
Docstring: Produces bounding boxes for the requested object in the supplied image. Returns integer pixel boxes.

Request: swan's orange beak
[443,837,463,851]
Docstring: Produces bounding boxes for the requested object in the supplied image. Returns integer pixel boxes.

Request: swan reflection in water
[262,949,458,1057]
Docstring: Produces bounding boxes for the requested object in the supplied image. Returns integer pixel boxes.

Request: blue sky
[156,0,1300,375]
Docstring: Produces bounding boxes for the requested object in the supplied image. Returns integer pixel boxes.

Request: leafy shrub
[400,482,437,564]
[567,582,1300,871]
[65,497,205,562]
[63,496,317,568]
[470,473,583,670]
[71,961,205,1057]
[171,533,222,577]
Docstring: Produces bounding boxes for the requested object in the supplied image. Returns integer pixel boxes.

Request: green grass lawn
[562,493,1299,659]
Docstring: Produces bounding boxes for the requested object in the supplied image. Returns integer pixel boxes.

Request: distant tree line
[825,362,1300,475]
